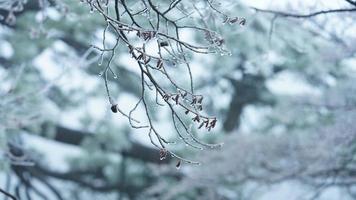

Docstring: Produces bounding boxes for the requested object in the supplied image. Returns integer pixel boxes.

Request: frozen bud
[192,115,200,122]
[198,122,205,129]
[159,41,169,47]
[215,38,225,46]
[205,120,210,128]
[163,94,170,101]
[174,95,179,105]
[159,148,167,160]
[180,91,187,98]
[156,59,163,69]
[144,57,151,65]
[191,97,197,105]
[197,96,203,104]
[239,18,246,26]
[111,104,118,113]
[210,118,217,128]
[197,105,203,111]
[176,159,181,169]
[229,17,239,24]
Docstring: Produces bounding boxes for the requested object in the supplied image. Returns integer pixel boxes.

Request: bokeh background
[1,0,356,199]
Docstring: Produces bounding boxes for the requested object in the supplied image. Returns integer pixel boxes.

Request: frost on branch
[79,0,245,165]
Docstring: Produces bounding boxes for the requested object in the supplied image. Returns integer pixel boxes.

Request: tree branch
[0,187,16,200]
[345,0,356,7]
[252,7,356,18]
[37,124,171,164]
[11,163,143,198]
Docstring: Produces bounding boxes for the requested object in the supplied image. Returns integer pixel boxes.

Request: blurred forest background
[1,0,356,200]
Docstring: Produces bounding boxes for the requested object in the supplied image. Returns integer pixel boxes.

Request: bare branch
[252,6,356,18]
[0,187,16,200]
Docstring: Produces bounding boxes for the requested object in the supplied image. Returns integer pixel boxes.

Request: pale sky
[241,0,347,9]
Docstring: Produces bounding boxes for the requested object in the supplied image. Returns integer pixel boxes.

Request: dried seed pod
[229,17,239,24]
[159,148,167,160]
[144,57,151,64]
[210,118,217,128]
[180,91,188,98]
[163,94,170,101]
[176,159,181,169]
[159,41,169,47]
[205,120,210,128]
[198,122,205,129]
[192,115,200,122]
[111,104,118,113]
[157,59,163,69]
[174,95,179,105]
[191,97,197,105]
[197,96,203,104]
[239,18,246,26]
[197,105,203,111]
[223,16,230,24]
[215,38,225,46]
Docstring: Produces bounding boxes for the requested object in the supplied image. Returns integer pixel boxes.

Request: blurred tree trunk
[223,59,270,133]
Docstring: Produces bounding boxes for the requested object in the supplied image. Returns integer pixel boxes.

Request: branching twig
[78,0,242,164]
